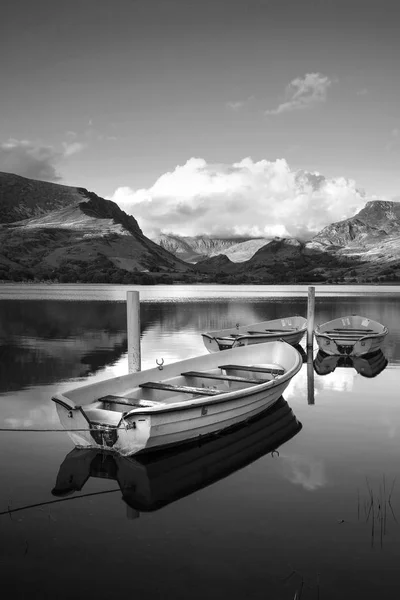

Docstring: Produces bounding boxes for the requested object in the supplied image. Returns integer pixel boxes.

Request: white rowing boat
[314,315,388,357]
[201,315,307,353]
[52,397,302,512]
[52,341,302,456]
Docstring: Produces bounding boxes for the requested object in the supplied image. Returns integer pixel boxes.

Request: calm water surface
[1,285,400,599]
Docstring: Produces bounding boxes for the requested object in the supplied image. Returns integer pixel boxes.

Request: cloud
[0,139,62,181]
[280,455,327,491]
[226,96,255,111]
[0,137,86,181]
[386,127,399,152]
[110,156,368,239]
[265,72,332,116]
[356,88,368,96]
[62,141,86,156]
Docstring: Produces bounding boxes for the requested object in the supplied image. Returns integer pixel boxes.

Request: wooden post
[127,291,141,373]
[307,286,315,348]
[307,345,315,405]
[126,506,140,520]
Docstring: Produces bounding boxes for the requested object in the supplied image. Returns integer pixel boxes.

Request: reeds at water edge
[358,475,397,548]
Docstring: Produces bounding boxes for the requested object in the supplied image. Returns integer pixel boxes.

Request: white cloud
[265,72,332,116]
[226,96,255,111]
[110,156,368,239]
[280,454,327,491]
[62,141,86,156]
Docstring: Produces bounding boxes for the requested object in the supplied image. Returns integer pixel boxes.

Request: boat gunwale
[202,315,307,340]
[314,315,388,336]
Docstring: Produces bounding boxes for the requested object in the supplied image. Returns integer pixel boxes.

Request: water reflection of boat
[314,349,388,377]
[52,397,302,513]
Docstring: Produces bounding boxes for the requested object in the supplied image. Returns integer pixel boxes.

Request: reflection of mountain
[0,300,134,392]
[52,397,302,514]
[140,301,308,334]
[314,349,388,378]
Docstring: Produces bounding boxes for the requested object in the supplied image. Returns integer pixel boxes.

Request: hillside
[0,173,191,282]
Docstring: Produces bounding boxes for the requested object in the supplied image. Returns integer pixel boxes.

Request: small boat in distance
[202,315,307,353]
[314,315,388,357]
[51,397,302,514]
[314,349,388,378]
[52,341,303,457]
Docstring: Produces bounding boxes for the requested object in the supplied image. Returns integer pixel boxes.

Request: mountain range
[0,171,399,284]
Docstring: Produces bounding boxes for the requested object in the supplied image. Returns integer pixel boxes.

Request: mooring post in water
[127,290,141,373]
[307,286,315,348]
[307,345,315,405]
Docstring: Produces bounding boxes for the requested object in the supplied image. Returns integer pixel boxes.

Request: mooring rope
[0,488,120,517]
[0,428,96,432]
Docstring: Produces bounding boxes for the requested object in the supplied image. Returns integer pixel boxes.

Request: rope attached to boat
[0,427,100,432]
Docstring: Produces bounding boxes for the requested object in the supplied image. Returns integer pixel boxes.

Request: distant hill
[153,234,269,263]
[0,172,190,282]
[194,205,400,283]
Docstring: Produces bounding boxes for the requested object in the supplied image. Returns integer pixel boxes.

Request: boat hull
[53,341,302,456]
[314,315,388,357]
[202,316,307,353]
[55,373,294,456]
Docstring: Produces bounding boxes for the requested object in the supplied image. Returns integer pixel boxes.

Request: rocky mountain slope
[0,173,190,282]
[153,234,269,263]
[309,200,400,250]
[194,203,400,283]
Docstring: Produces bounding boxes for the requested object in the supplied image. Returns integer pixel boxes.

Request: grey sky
[1,0,399,235]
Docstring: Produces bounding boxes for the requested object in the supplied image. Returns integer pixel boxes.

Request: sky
[1,0,400,239]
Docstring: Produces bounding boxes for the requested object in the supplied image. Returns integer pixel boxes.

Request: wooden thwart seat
[218,364,285,375]
[139,382,223,396]
[264,328,297,332]
[98,394,142,407]
[247,328,297,335]
[329,328,374,333]
[247,330,268,335]
[181,370,271,384]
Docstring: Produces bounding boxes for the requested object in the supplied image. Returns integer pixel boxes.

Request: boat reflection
[52,397,302,514]
[314,349,388,378]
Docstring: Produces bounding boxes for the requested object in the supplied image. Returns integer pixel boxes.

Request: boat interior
[214,327,301,347]
[318,327,383,343]
[81,363,286,425]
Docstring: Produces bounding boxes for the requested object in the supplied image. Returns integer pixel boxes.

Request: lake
[1,284,400,599]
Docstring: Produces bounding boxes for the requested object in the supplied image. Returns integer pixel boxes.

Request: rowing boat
[201,315,307,353]
[52,341,302,456]
[51,397,302,513]
[314,315,388,357]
